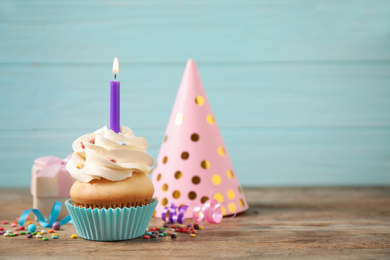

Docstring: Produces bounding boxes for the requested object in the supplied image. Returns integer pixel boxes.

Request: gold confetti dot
[191,133,199,142]
[163,156,168,164]
[221,206,226,216]
[227,169,234,179]
[195,96,204,106]
[206,115,215,125]
[239,199,245,208]
[181,152,189,160]
[214,192,224,203]
[217,147,225,156]
[173,190,181,199]
[157,173,161,181]
[175,113,183,125]
[164,135,168,142]
[188,191,197,200]
[212,175,222,185]
[201,196,209,204]
[161,198,168,206]
[162,184,168,192]
[75,162,84,169]
[227,189,236,200]
[201,160,210,169]
[192,176,200,185]
[228,202,237,213]
[174,171,182,180]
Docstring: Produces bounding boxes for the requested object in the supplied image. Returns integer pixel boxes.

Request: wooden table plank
[0,187,389,259]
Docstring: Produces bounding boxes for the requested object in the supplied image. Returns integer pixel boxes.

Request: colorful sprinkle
[48,229,54,233]
[192,230,198,234]
[52,222,61,230]
[28,224,36,232]
[14,232,19,236]
[20,231,26,235]
[71,234,78,239]
[52,236,58,239]
[27,234,33,238]
[143,235,150,239]
[146,232,152,235]
[3,233,9,237]
[51,233,58,237]
[159,227,165,230]
[32,232,37,235]
[40,230,47,234]
[159,233,164,237]
[107,157,117,163]
[0,231,5,235]
[193,224,199,230]
[150,234,157,238]
[42,237,49,241]
[19,226,25,230]
[36,234,43,238]
[37,232,43,235]
[190,234,196,237]
[199,226,204,230]
[0,227,3,231]
[171,233,177,238]
[11,223,17,227]
[2,221,9,224]
[27,221,33,225]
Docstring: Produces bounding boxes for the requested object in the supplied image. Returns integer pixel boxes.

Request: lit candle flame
[112,57,119,75]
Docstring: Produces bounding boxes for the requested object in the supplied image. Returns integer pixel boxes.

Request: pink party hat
[152,59,248,219]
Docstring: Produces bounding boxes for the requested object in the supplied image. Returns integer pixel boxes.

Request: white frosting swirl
[66,126,154,183]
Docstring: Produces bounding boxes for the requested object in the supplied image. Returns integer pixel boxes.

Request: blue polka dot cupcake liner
[65,198,158,241]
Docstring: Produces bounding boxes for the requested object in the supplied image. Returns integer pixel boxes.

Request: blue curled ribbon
[161,203,188,224]
[18,201,72,228]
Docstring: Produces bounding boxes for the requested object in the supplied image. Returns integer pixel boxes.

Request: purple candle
[110,57,120,133]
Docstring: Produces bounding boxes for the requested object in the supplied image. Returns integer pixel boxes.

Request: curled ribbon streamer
[18,201,72,228]
[192,199,223,224]
[161,204,188,224]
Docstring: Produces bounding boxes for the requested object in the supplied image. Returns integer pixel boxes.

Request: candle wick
[114,74,116,80]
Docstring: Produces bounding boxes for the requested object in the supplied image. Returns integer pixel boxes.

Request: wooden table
[1,187,389,259]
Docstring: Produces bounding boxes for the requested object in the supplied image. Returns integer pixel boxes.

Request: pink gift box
[30,154,74,219]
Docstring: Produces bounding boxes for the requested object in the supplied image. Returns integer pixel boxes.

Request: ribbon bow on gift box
[30,154,74,197]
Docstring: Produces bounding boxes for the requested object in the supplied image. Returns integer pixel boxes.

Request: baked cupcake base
[65,198,158,241]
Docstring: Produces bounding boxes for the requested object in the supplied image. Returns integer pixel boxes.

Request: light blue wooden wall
[1,0,390,187]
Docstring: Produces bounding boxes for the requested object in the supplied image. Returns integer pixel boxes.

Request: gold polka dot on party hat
[175,113,183,125]
[218,147,225,156]
[239,199,245,208]
[192,176,200,185]
[157,173,161,181]
[181,152,189,160]
[227,189,236,200]
[228,202,237,213]
[221,206,226,216]
[227,169,234,179]
[214,192,224,203]
[188,191,197,200]
[164,135,168,142]
[173,190,181,199]
[162,184,168,192]
[163,156,168,164]
[206,115,215,125]
[174,171,182,180]
[195,96,204,106]
[161,198,168,206]
[201,196,209,204]
[212,175,222,185]
[191,133,199,142]
[201,160,210,169]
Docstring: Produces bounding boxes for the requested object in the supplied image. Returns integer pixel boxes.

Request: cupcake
[65,126,158,241]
